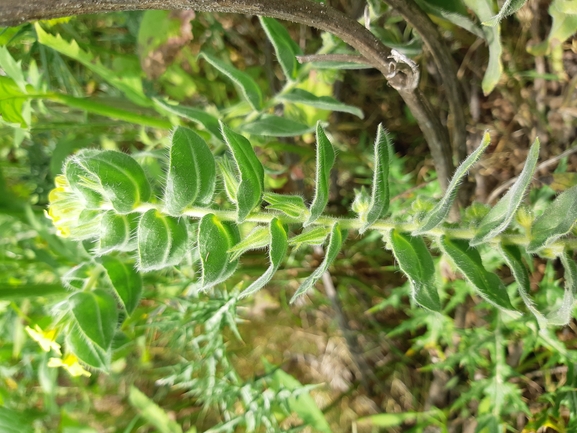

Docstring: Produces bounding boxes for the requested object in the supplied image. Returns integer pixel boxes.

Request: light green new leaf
[290,223,345,302]
[499,245,547,329]
[360,124,391,233]
[35,24,150,107]
[279,88,364,119]
[389,230,441,312]
[77,150,152,214]
[415,132,491,235]
[548,252,577,326]
[241,115,315,137]
[99,256,142,315]
[69,289,118,350]
[241,218,288,297]
[217,156,239,204]
[264,192,309,219]
[528,184,577,253]
[0,46,27,92]
[137,210,188,271]
[96,211,138,255]
[66,325,110,371]
[288,226,331,248]
[199,214,241,289]
[228,225,270,262]
[200,52,263,110]
[259,17,302,80]
[165,127,216,215]
[0,75,31,127]
[129,387,183,433]
[472,139,540,246]
[220,122,265,222]
[153,98,222,139]
[305,122,336,226]
[464,0,503,94]
[483,0,528,26]
[439,237,515,311]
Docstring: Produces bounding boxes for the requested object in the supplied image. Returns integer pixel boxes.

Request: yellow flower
[25,325,61,355]
[45,175,85,238]
[48,354,91,377]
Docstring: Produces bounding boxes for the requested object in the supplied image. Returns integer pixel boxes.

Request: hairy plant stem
[1,0,454,190]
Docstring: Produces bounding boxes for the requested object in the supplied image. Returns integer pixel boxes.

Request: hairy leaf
[290,224,345,302]
[200,52,263,110]
[279,88,363,119]
[62,262,96,291]
[483,0,527,26]
[241,115,315,137]
[259,17,302,81]
[137,209,188,271]
[264,192,309,219]
[414,0,485,38]
[217,156,239,204]
[63,155,104,208]
[305,122,336,226]
[199,214,241,289]
[69,289,118,350]
[472,139,540,246]
[165,127,216,215]
[241,218,288,297]
[228,225,270,262]
[439,237,515,311]
[220,122,264,222]
[96,211,138,255]
[289,226,331,249]
[528,184,577,253]
[548,252,577,326]
[389,230,441,312]
[99,256,142,315]
[66,325,110,371]
[153,98,221,138]
[415,132,491,234]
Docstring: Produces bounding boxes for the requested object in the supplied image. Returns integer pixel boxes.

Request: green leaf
[388,230,441,312]
[62,261,97,291]
[439,237,515,311]
[482,0,527,26]
[96,211,138,255]
[290,223,345,302]
[240,115,315,137]
[360,124,391,233]
[217,156,239,204]
[220,122,264,222]
[63,155,105,208]
[0,46,27,92]
[528,0,577,57]
[198,214,241,289]
[99,256,142,315]
[259,17,302,80]
[472,139,540,245]
[0,75,31,127]
[66,325,110,371]
[279,88,364,119]
[165,127,216,215]
[548,252,577,326]
[153,98,222,139]
[305,122,336,226]
[227,225,270,262]
[69,289,118,350]
[200,52,263,110]
[76,150,152,214]
[264,192,309,219]
[464,0,503,94]
[129,387,183,433]
[137,209,189,271]
[414,0,485,38]
[415,132,491,235]
[0,407,34,433]
[528,185,577,253]
[499,245,547,329]
[288,226,331,249]
[240,218,288,297]
[35,23,150,107]
[359,411,437,428]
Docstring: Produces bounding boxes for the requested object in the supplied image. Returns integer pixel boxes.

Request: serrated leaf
[227,225,270,261]
[290,224,345,302]
[259,17,302,80]
[200,52,263,110]
[99,256,142,315]
[62,261,97,291]
[153,98,222,139]
[0,75,31,127]
[240,218,288,297]
[360,124,391,233]
[96,211,138,255]
[499,245,547,329]
[264,192,309,219]
[137,209,188,271]
[69,289,118,350]
[548,252,577,326]
[240,115,315,137]
[220,122,264,222]
[288,226,331,248]
[165,127,216,215]
[482,0,527,26]
[0,46,27,92]
[66,325,110,371]
[389,230,441,312]
[472,139,540,246]
[528,184,577,253]
[439,237,515,311]
[415,132,491,235]
[198,214,241,289]
[279,88,363,119]
[129,387,183,433]
[76,150,152,214]
[305,122,336,226]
